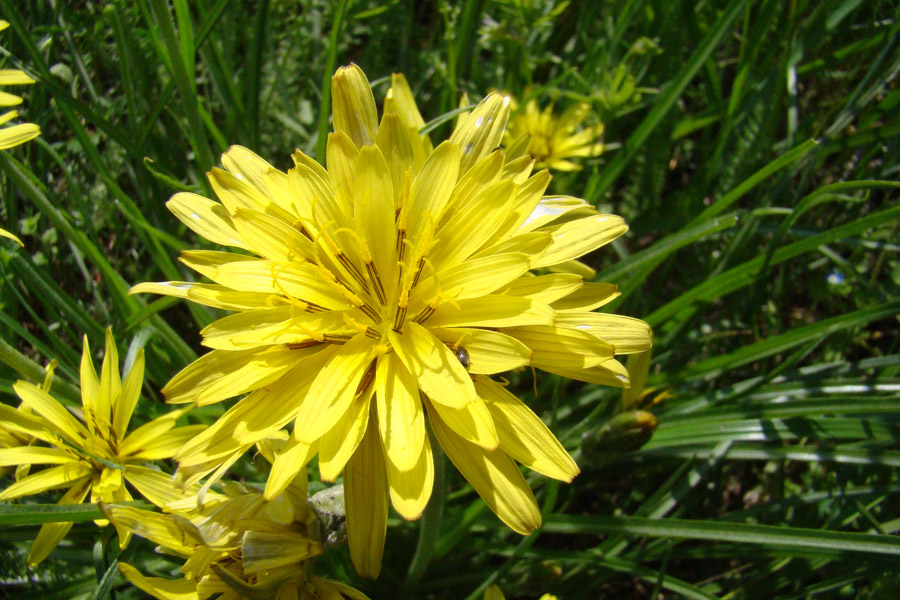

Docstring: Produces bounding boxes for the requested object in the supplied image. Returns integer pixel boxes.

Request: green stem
[405,439,446,586]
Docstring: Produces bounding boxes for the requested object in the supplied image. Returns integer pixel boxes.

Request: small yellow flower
[133,64,650,579]
[0,329,204,565]
[0,20,41,246]
[504,97,604,171]
[105,469,370,600]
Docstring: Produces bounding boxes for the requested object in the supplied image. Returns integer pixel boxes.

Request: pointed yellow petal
[545,358,630,387]
[0,446,74,467]
[385,432,434,520]
[555,313,652,354]
[376,111,420,193]
[507,325,615,370]
[212,260,353,310]
[0,403,55,444]
[318,387,373,482]
[113,348,144,440]
[166,192,244,248]
[386,73,426,130]
[221,145,278,193]
[124,465,197,508]
[428,403,540,535]
[178,249,256,280]
[428,179,517,271]
[426,295,554,328]
[123,422,206,461]
[499,273,583,304]
[13,381,90,448]
[0,123,40,150]
[476,377,579,482]
[517,195,594,233]
[552,282,620,311]
[0,462,92,501]
[354,144,398,282]
[0,225,23,246]
[449,92,511,174]
[103,506,193,554]
[79,334,100,428]
[332,64,378,147]
[293,333,375,444]
[230,207,315,262]
[311,578,372,600]
[407,141,461,243]
[91,328,120,439]
[533,215,628,268]
[388,322,475,409]
[129,281,271,311]
[200,308,356,351]
[265,436,318,501]
[27,480,91,566]
[345,424,387,579]
[242,530,323,574]
[431,327,531,375]
[427,394,498,450]
[326,130,360,223]
[118,563,198,600]
[163,346,303,405]
[375,353,425,472]
[410,253,531,307]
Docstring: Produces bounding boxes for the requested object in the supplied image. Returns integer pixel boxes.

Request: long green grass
[1,0,899,598]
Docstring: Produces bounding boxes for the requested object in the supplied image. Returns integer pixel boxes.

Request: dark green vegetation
[1,1,899,598]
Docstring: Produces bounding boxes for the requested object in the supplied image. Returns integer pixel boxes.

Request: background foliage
[1,0,899,598]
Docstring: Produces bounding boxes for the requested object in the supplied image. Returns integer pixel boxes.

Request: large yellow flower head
[504,97,604,172]
[0,329,204,565]
[133,64,650,578]
[106,470,370,600]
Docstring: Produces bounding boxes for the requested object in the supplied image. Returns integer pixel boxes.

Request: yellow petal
[506,325,615,370]
[242,530,323,574]
[212,260,353,310]
[516,195,593,233]
[551,282,620,311]
[376,111,420,192]
[345,424,388,579]
[129,281,271,311]
[332,64,378,147]
[386,73,426,130]
[123,422,206,461]
[207,166,270,215]
[0,462,92,501]
[13,381,90,448]
[27,479,91,566]
[230,207,315,262]
[124,465,198,508]
[375,352,425,472]
[0,123,40,150]
[0,69,37,85]
[428,179,517,271]
[426,295,554,328]
[554,313,653,354]
[499,273,583,304]
[533,215,628,268]
[318,386,373,482]
[265,436,318,501]
[385,432,434,520]
[113,347,144,440]
[311,577,372,600]
[476,377,579,482]
[428,403,541,535]
[544,358,630,387]
[178,249,256,280]
[0,225,23,246]
[220,145,277,193]
[118,563,198,600]
[0,446,74,467]
[103,506,193,554]
[326,130,360,223]
[484,585,506,600]
[200,308,357,351]
[431,327,531,375]
[388,322,475,409]
[427,396,498,450]
[93,328,120,438]
[293,333,375,444]
[410,253,531,308]
[0,403,55,444]
[163,346,303,405]
[449,92,511,174]
[406,141,461,243]
[166,192,244,248]
[354,144,398,283]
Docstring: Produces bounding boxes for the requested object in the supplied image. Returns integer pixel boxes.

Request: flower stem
[405,439,446,586]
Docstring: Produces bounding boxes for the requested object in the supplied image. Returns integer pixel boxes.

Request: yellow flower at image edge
[133,64,651,578]
[0,20,40,151]
[0,329,205,565]
[1,19,41,246]
[503,97,604,172]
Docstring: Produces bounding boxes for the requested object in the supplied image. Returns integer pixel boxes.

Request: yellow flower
[503,97,604,171]
[105,469,370,600]
[0,20,41,246]
[0,329,204,565]
[0,19,40,151]
[133,63,650,579]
